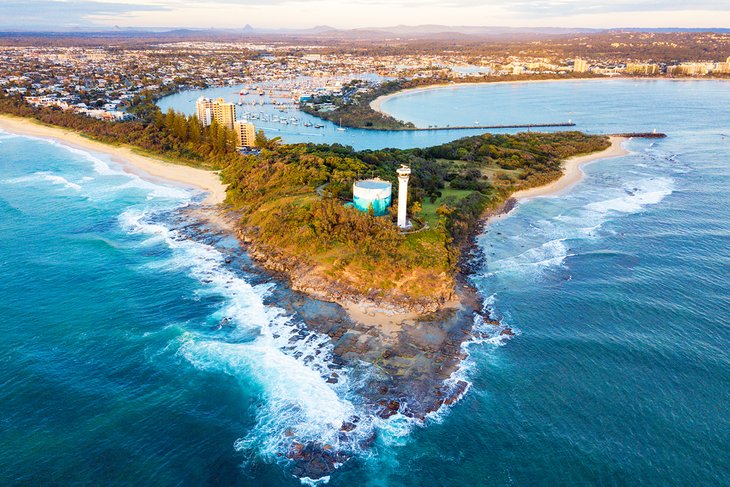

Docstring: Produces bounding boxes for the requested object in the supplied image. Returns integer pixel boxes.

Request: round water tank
[353,179,392,216]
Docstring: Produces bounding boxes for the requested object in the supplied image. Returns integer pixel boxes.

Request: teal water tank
[353,179,392,216]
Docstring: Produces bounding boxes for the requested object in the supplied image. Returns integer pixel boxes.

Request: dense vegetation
[223,131,610,305]
[0,90,609,308]
[301,73,599,130]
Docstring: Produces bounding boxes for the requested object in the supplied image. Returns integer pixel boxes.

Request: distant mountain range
[2,24,729,38]
[237,24,603,37]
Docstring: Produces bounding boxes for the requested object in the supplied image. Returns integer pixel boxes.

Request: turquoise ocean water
[2,79,729,485]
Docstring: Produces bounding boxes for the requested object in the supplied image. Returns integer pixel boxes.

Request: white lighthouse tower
[396,165,411,229]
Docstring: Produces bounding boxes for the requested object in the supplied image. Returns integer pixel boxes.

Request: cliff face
[238,228,456,315]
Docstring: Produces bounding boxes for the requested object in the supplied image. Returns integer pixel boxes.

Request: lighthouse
[397,165,411,229]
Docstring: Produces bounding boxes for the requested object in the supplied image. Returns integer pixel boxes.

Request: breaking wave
[36,172,82,191]
[481,174,673,280]
[3,132,194,201]
[119,208,374,471]
[586,176,674,214]
[3,171,82,191]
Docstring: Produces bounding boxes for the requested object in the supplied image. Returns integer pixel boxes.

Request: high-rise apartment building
[195,97,236,130]
[213,98,236,130]
[573,58,590,73]
[234,120,256,148]
[195,97,214,126]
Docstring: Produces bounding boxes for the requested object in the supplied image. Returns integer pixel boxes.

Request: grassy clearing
[420,186,475,225]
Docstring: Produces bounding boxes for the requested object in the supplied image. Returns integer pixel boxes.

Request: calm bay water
[2,79,729,485]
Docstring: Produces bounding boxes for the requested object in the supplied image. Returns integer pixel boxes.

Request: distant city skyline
[2,0,730,31]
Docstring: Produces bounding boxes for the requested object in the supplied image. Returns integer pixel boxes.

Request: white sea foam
[57,144,192,200]
[190,339,355,451]
[42,139,119,176]
[120,208,367,464]
[421,294,516,429]
[485,237,572,278]
[116,178,192,200]
[14,134,194,201]
[300,476,331,486]
[586,177,673,214]
[3,171,82,191]
[480,172,674,281]
[36,172,82,191]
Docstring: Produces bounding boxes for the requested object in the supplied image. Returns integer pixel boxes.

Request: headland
[0,109,642,480]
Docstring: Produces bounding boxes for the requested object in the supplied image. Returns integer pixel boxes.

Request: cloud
[359,0,730,16]
[1,0,728,29]
[0,0,168,29]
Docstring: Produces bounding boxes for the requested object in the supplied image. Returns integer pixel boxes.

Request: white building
[397,165,411,229]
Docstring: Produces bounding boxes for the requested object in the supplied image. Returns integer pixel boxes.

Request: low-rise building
[625,63,661,75]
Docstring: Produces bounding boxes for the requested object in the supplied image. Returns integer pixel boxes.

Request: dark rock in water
[288,442,350,479]
[377,400,401,419]
[340,421,356,432]
[442,380,469,406]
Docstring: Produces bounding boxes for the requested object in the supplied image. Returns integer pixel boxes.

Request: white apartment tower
[195,97,214,126]
[195,97,236,130]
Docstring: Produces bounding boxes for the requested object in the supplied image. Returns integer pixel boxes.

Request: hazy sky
[3,0,730,30]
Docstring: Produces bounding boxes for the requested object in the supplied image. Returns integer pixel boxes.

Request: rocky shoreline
[240,233,454,316]
[177,204,513,480]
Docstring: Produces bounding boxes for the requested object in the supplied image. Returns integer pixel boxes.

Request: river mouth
[158,78,727,153]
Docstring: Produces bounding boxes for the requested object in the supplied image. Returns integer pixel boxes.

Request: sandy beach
[511,136,628,201]
[368,78,631,203]
[0,114,227,205]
